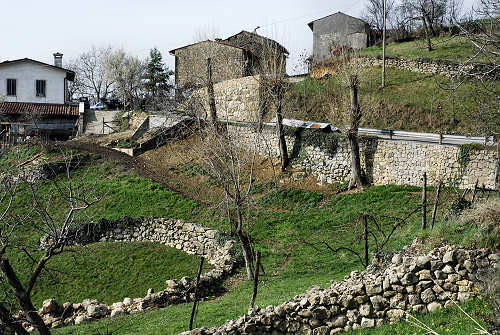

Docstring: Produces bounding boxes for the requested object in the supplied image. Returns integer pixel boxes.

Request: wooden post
[189,257,204,331]
[250,251,261,309]
[421,172,427,230]
[206,58,217,126]
[430,181,442,229]
[381,0,387,88]
[471,179,479,203]
[102,117,105,134]
[363,215,369,267]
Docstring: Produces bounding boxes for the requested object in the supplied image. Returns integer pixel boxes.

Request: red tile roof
[0,102,79,116]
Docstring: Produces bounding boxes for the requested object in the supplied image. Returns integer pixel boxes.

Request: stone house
[170,31,288,89]
[0,53,79,139]
[308,12,375,63]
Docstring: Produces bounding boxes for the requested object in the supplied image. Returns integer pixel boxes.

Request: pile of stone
[184,245,498,335]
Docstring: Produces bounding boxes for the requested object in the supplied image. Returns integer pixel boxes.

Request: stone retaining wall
[190,76,260,122]
[313,56,498,79]
[226,123,497,189]
[31,217,241,330]
[185,244,498,335]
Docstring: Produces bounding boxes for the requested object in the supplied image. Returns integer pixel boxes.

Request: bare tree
[255,40,289,171]
[104,49,146,110]
[189,120,257,281]
[362,0,396,31]
[68,46,114,102]
[0,151,101,334]
[330,49,365,189]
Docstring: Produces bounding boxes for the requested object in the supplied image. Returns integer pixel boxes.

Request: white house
[0,53,74,104]
[0,53,80,139]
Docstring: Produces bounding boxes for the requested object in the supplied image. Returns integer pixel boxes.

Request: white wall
[0,62,67,104]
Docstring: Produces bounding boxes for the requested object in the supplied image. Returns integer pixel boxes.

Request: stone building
[308,12,375,63]
[170,31,288,89]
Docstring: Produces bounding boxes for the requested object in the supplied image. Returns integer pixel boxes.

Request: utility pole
[381,0,387,88]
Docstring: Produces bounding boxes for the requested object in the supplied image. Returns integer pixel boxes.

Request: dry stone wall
[190,76,260,122]
[226,123,497,189]
[185,244,498,335]
[31,217,241,330]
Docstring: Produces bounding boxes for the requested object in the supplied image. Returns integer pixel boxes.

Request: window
[36,80,46,97]
[6,79,16,96]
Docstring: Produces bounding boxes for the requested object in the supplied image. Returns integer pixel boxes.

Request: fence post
[363,215,369,267]
[421,172,427,230]
[430,180,442,229]
[102,117,105,134]
[189,256,204,331]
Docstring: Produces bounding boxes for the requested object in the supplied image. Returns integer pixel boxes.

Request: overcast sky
[2,0,476,74]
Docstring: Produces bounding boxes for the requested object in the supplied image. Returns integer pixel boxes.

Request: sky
[2,0,476,75]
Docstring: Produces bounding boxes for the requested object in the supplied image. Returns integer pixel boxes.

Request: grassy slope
[359,36,490,63]
[56,183,494,335]
[287,67,499,135]
[3,145,495,334]
[2,150,215,307]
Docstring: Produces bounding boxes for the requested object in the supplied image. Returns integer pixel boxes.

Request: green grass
[359,36,491,63]
[3,146,496,334]
[55,299,492,335]
[33,242,207,306]
[54,184,486,335]
[287,67,500,135]
[347,299,492,335]
[2,155,218,308]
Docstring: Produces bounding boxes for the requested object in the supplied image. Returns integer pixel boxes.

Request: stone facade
[185,244,498,335]
[171,41,248,88]
[191,76,261,122]
[226,123,497,189]
[30,217,241,330]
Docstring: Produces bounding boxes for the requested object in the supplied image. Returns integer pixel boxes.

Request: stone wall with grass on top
[185,243,498,335]
[31,217,242,330]
[225,122,497,189]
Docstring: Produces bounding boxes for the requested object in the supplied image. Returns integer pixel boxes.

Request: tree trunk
[235,201,254,281]
[421,16,433,51]
[348,75,363,189]
[0,303,30,335]
[275,86,289,172]
[250,251,261,309]
[206,58,217,126]
[0,257,51,335]
[430,180,442,229]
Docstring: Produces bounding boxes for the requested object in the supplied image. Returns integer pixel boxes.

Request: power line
[258,0,364,28]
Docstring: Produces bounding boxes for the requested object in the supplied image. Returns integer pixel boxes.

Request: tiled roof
[0,102,79,116]
[169,39,248,54]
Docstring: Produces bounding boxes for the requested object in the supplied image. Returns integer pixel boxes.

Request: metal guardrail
[243,118,496,146]
[356,128,495,146]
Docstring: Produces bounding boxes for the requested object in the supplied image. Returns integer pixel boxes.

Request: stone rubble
[182,244,498,335]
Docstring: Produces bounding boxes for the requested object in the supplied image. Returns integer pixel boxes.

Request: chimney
[53,52,63,67]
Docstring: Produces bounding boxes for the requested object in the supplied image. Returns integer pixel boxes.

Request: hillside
[0,138,486,335]
[285,35,499,136]
[359,36,492,64]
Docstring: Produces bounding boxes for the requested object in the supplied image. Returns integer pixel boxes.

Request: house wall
[312,14,371,62]
[0,62,67,104]
[174,41,246,88]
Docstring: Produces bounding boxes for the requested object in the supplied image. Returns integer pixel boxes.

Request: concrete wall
[173,41,246,88]
[226,123,497,189]
[311,13,372,62]
[0,62,68,104]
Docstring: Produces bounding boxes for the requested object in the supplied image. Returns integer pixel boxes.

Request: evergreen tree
[144,48,173,103]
